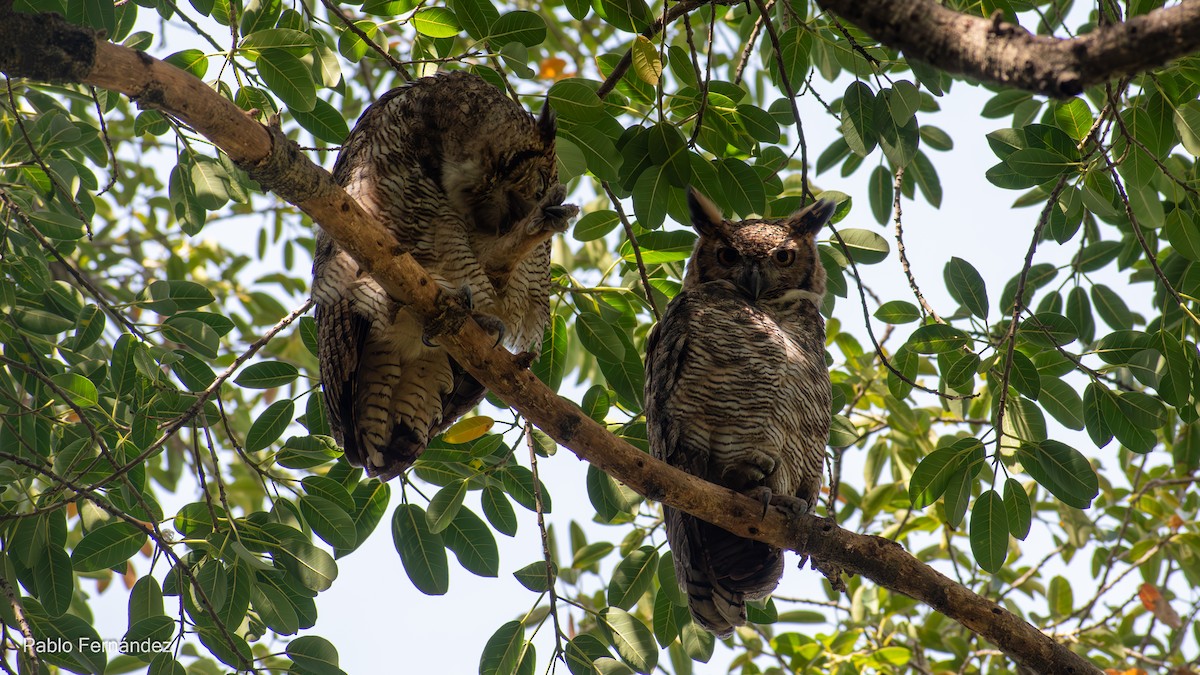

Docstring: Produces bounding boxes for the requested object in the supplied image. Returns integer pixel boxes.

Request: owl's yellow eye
[716,247,740,266]
[773,249,796,266]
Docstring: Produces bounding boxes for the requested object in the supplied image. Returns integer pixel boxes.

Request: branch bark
[0,9,1101,674]
[818,0,1200,98]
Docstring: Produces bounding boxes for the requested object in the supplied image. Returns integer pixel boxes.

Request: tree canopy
[1,0,1199,673]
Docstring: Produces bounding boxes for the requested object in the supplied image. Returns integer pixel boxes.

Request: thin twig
[601,182,661,321]
[891,167,943,323]
[0,575,38,673]
[524,424,565,658]
[991,176,1068,457]
[749,0,812,199]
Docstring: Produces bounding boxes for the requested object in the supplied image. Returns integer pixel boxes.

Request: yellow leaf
[442,416,494,444]
[631,36,662,86]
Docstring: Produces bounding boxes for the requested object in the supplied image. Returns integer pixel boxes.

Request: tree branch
[0,10,1101,674]
[817,0,1200,98]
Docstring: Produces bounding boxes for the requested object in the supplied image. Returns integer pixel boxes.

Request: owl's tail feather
[675,514,784,638]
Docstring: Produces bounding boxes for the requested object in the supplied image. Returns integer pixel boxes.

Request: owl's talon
[524,183,578,236]
[471,311,507,347]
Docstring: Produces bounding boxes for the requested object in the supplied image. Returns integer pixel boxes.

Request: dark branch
[817,0,1200,97]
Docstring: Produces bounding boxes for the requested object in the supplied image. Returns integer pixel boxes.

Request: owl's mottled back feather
[313,71,573,480]
[645,189,835,636]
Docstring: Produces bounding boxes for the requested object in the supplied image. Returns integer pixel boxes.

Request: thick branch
[0,10,1100,674]
[817,0,1200,97]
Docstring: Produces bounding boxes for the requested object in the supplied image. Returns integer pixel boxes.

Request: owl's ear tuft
[537,100,557,145]
[787,198,836,237]
[687,187,725,237]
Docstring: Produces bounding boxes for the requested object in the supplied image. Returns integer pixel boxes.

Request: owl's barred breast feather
[645,190,835,637]
[312,71,572,480]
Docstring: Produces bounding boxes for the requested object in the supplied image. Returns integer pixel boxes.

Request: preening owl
[644,189,835,637]
[312,71,575,480]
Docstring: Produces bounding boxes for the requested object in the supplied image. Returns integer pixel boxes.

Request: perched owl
[312,71,576,480]
[644,188,835,637]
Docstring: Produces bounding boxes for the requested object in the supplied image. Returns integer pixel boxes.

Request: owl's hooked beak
[738,264,767,301]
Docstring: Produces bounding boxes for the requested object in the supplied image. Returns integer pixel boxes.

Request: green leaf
[143,279,215,313]
[1165,210,1200,261]
[392,504,449,595]
[874,300,920,324]
[909,439,980,509]
[72,521,147,572]
[239,27,316,54]
[841,81,877,157]
[969,490,1008,573]
[482,485,518,537]
[944,257,988,319]
[572,541,614,569]
[426,480,468,533]
[27,210,87,240]
[164,48,208,78]
[1003,396,1047,444]
[1053,98,1093,141]
[1039,377,1084,430]
[441,507,500,577]
[908,324,969,354]
[299,496,357,549]
[252,581,300,636]
[487,10,547,47]
[292,98,351,144]
[34,547,74,617]
[449,0,498,39]
[717,158,766,216]
[235,361,299,389]
[867,164,892,225]
[1003,478,1032,540]
[597,0,652,33]
[549,80,606,125]
[1017,440,1099,509]
[834,228,890,264]
[599,607,658,674]
[1176,100,1200,156]
[245,399,295,452]
[272,533,338,593]
[1091,284,1136,330]
[1004,148,1077,181]
[480,620,527,675]
[501,465,552,513]
[50,372,99,408]
[513,560,557,592]
[776,25,810,86]
[607,546,658,610]
[256,50,316,113]
[412,6,460,38]
[532,314,568,391]
[287,635,347,675]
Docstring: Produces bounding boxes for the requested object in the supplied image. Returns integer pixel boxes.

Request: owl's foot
[745,486,807,520]
[422,285,506,348]
[524,183,579,236]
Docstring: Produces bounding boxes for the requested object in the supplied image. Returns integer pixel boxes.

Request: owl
[644,188,835,637]
[312,71,576,480]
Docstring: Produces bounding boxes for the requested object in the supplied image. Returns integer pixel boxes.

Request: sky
[70,4,1194,675]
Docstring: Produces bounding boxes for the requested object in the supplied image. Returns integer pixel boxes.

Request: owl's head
[454,101,559,236]
[683,188,835,305]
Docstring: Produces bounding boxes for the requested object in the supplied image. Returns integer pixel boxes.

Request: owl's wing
[314,296,370,463]
[644,290,707,477]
